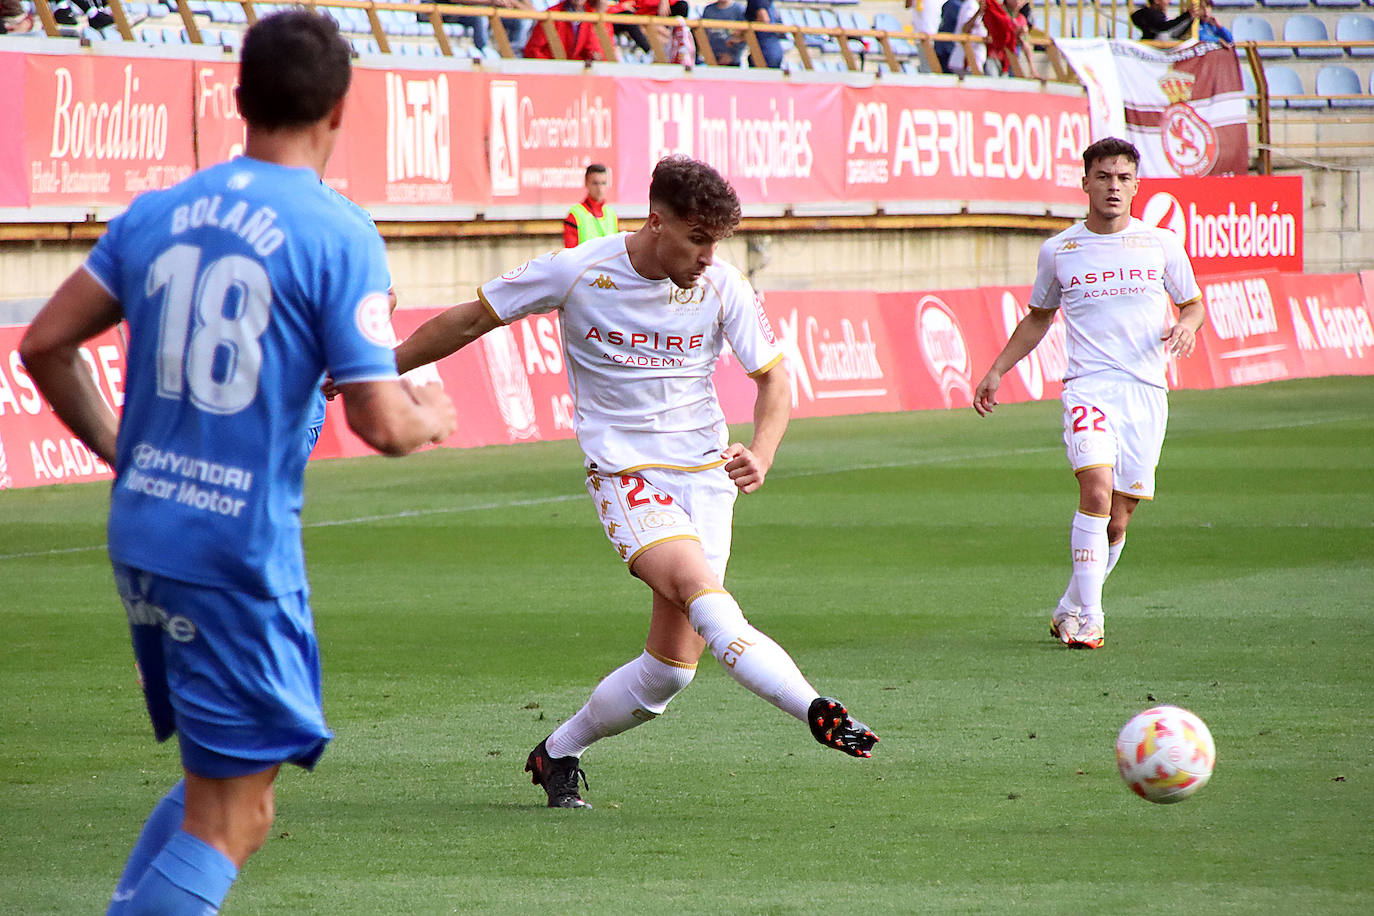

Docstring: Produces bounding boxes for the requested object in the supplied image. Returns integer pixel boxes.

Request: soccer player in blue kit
[19,11,455,914]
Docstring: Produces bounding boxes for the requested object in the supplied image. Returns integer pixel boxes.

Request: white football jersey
[1030,218,1201,388]
[479,232,784,474]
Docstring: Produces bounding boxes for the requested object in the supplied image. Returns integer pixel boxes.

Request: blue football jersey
[87,157,398,596]
[305,184,391,441]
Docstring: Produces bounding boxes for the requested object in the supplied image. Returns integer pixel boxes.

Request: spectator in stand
[1195,0,1232,47]
[934,0,963,73]
[50,0,115,31]
[703,0,746,65]
[744,0,784,68]
[1131,0,1195,41]
[610,0,667,56]
[947,0,987,75]
[983,0,1042,78]
[2,0,36,33]
[907,0,941,36]
[428,0,536,53]
[564,164,619,248]
[523,0,617,60]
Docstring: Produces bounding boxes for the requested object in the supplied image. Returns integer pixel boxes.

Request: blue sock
[125,829,238,916]
[108,779,187,915]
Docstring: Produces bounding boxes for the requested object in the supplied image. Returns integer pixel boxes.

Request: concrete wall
[3,163,1370,317]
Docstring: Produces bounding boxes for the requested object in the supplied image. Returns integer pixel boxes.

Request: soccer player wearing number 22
[20,12,455,914]
[395,155,878,810]
[973,137,1204,650]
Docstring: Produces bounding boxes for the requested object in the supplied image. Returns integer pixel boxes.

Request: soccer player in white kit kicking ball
[395,155,878,808]
[972,137,1204,649]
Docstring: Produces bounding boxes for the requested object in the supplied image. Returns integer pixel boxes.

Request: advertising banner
[756,290,905,419]
[1269,272,1374,379]
[0,324,123,490]
[4,281,1369,489]
[343,66,487,208]
[615,78,847,209]
[485,73,618,210]
[25,53,196,207]
[0,53,25,209]
[1134,175,1303,275]
[841,85,1092,212]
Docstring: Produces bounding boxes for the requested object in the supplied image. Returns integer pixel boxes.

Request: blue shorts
[113,564,333,779]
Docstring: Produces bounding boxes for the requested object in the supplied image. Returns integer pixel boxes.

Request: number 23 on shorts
[618,475,674,509]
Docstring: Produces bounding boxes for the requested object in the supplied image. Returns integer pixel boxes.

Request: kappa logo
[1059,240,1080,252]
[600,498,610,513]
[589,274,619,290]
[616,542,630,559]
[1130,481,1145,491]
[606,521,620,536]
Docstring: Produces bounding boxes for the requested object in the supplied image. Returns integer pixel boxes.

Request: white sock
[1106,537,1125,578]
[1059,535,1126,612]
[546,651,696,759]
[1070,511,1110,616]
[687,590,817,721]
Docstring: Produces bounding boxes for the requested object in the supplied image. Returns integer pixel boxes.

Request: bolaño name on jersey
[169,194,285,257]
[584,326,707,368]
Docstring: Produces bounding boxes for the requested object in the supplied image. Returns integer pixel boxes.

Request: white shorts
[585,465,737,581]
[1061,376,1168,501]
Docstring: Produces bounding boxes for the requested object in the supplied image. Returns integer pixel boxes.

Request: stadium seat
[872,11,918,56]
[1211,0,1256,8]
[1259,0,1309,7]
[1316,62,1374,103]
[1336,13,1374,54]
[1238,64,1263,106]
[1232,15,1290,57]
[1265,63,1325,106]
[1285,13,1343,57]
[1313,0,1362,7]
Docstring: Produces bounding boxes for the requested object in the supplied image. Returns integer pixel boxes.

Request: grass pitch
[2,376,1371,914]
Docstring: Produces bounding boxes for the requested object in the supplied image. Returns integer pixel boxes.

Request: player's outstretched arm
[725,362,790,495]
[395,298,502,375]
[339,379,456,456]
[1162,299,1206,358]
[973,306,1056,417]
[19,268,124,464]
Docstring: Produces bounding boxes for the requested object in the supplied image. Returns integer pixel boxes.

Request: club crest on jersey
[671,285,705,306]
[589,274,619,290]
[354,293,395,346]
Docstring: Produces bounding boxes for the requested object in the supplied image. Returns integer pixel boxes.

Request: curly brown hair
[648,155,742,240]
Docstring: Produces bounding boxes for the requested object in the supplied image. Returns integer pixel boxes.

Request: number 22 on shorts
[1070,405,1107,434]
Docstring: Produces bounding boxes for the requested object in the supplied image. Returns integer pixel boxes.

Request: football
[1115,706,1216,804]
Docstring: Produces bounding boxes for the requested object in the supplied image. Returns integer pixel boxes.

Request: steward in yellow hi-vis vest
[564,163,618,247]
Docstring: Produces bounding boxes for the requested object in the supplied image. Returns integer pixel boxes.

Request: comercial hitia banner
[4,273,1372,489]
